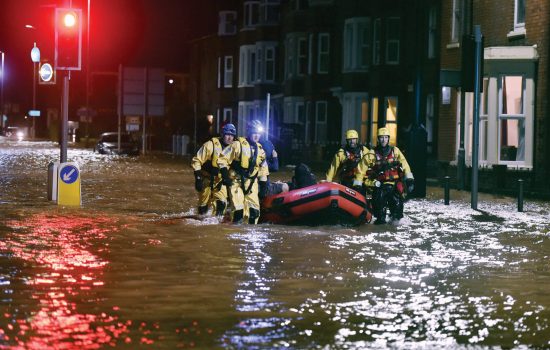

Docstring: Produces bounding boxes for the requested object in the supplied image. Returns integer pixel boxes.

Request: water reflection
[1,141,550,348]
[0,213,131,349]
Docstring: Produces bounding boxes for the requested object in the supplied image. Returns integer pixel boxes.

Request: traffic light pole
[61,72,69,163]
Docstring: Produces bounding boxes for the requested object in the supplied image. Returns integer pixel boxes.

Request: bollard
[172,135,177,155]
[518,179,524,212]
[444,176,450,205]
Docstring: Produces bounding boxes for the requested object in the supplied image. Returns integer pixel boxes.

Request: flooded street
[1,140,550,349]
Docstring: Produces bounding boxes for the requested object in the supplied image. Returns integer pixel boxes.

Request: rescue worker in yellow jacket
[325,129,370,188]
[354,127,414,224]
[191,123,237,216]
[218,119,269,224]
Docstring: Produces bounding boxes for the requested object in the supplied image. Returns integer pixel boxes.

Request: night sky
[0,0,214,106]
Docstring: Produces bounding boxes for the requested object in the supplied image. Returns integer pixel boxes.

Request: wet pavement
[1,139,550,349]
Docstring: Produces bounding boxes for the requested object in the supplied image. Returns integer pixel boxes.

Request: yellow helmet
[345,129,359,139]
[377,127,390,137]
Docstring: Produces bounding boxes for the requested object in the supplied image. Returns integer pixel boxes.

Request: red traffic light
[55,8,82,71]
[63,12,77,27]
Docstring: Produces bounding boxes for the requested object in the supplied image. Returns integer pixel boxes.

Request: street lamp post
[30,42,40,139]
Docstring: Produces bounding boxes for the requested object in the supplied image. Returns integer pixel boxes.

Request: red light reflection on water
[0,214,136,349]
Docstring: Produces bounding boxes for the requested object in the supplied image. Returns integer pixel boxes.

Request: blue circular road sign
[60,165,79,184]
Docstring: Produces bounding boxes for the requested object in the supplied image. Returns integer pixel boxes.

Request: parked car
[4,126,27,141]
[94,132,139,155]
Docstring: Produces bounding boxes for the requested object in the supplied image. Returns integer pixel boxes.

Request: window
[260,0,280,25]
[218,11,237,35]
[480,78,489,161]
[239,45,255,86]
[385,17,400,65]
[315,101,328,143]
[217,57,222,88]
[370,97,397,145]
[451,0,463,43]
[298,38,308,75]
[223,108,233,124]
[265,47,275,82]
[244,1,260,28]
[293,0,309,10]
[498,75,525,162]
[372,18,381,65]
[342,93,368,142]
[343,18,370,72]
[308,33,314,74]
[514,0,525,30]
[224,56,233,88]
[285,33,306,78]
[385,97,398,145]
[238,101,257,135]
[283,97,305,124]
[428,6,437,59]
[318,33,330,73]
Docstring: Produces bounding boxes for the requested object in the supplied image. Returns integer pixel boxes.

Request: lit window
[499,75,525,162]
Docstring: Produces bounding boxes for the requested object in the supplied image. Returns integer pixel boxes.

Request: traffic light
[55,8,82,71]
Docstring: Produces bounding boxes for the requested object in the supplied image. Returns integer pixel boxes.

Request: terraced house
[190,0,440,196]
[439,0,550,195]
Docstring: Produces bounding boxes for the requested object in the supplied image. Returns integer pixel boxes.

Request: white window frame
[426,93,434,154]
[283,96,305,124]
[315,101,328,144]
[498,74,526,165]
[318,33,330,74]
[217,57,222,89]
[224,56,233,88]
[308,33,314,74]
[343,17,370,72]
[285,33,306,79]
[218,11,237,36]
[239,45,256,87]
[514,0,525,30]
[297,37,308,76]
[244,1,260,29]
[223,108,233,124]
[385,17,400,65]
[265,46,276,82]
[259,0,280,25]
[341,92,369,142]
[451,0,463,43]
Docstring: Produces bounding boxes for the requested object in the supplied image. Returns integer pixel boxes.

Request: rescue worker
[354,127,414,224]
[325,129,370,188]
[191,123,237,216]
[218,119,269,224]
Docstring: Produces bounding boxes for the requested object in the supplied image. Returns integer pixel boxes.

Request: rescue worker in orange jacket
[325,129,370,188]
[191,123,237,216]
[354,127,414,224]
[218,119,269,224]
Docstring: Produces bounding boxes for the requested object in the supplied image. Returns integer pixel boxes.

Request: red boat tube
[261,182,371,226]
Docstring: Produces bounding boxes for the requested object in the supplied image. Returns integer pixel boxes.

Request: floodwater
[1,139,550,349]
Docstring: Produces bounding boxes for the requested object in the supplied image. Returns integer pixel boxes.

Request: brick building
[439,0,550,196]
[189,0,440,196]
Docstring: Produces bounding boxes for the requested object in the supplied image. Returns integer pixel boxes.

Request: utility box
[47,161,60,201]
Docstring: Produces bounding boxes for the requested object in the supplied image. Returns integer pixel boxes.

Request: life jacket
[201,137,225,175]
[368,147,404,182]
[231,137,265,179]
[340,145,369,180]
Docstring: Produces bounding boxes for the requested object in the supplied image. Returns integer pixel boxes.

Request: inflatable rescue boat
[261,182,371,226]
